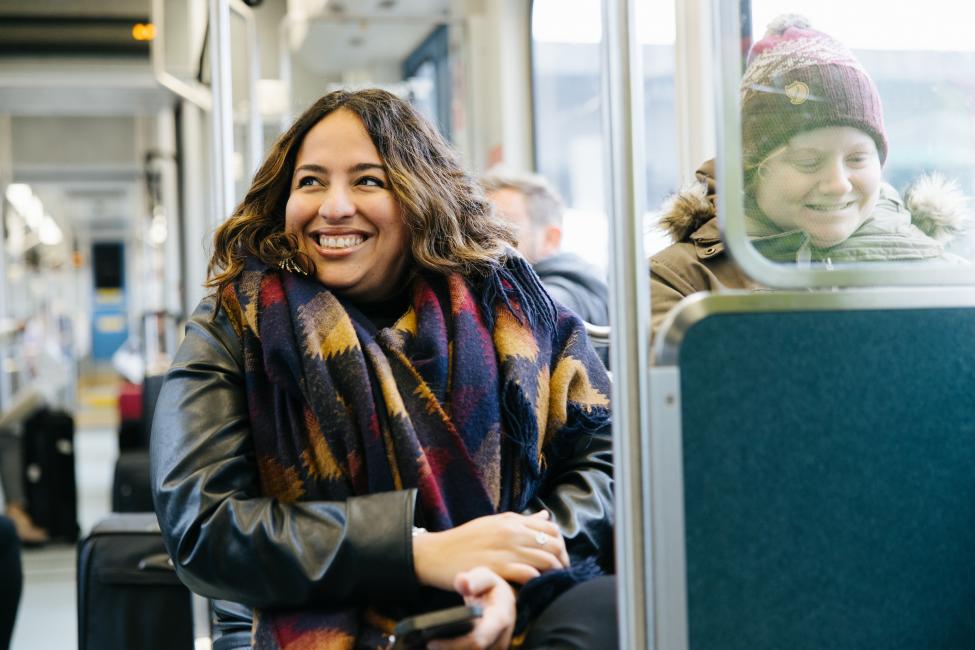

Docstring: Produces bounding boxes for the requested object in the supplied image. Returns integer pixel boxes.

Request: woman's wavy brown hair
[207,88,515,298]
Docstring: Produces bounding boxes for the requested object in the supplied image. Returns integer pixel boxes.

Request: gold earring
[278,255,309,276]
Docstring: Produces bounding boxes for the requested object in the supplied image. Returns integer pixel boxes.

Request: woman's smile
[309,229,369,255]
[803,200,857,213]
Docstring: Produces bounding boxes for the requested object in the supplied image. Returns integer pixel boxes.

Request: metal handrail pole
[209,0,235,227]
[229,0,263,181]
[277,15,293,131]
[0,115,11,412]
[601,0,651,648]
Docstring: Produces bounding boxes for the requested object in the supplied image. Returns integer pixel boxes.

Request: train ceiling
[289,0,451,76]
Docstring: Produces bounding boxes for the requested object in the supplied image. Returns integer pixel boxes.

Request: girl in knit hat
[650,15,969,334]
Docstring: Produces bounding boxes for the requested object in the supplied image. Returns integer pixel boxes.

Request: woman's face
[754,126,882,248]
[285,108,411,302]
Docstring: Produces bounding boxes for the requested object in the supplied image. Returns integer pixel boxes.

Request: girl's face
[754,126,882,248]
[285,109,411,302]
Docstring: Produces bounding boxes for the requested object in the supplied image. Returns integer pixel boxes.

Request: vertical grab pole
[601,0,652,648]
[209,0,235,228]
[229,0,263,181]
[0,115,11,411]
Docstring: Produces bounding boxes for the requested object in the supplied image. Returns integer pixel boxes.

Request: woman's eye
[791,160,820,172]
[296,176,321,188]
[358,176,385,188]
[847,154,871,166]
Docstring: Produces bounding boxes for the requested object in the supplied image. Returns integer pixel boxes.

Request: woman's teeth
[807,201,854,212]
[318,234,364,249]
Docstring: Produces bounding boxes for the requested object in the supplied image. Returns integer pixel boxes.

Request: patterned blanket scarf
[221,256,611,649]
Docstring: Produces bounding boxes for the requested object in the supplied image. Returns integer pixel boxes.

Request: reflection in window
[748,1,975,262]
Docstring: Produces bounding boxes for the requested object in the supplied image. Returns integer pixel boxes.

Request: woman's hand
[427,567,515,650]
[413,511,568,591]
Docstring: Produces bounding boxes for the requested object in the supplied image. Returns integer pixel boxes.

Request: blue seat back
[676,306,975,649]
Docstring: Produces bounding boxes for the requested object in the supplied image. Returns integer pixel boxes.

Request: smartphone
[393,604,483,649]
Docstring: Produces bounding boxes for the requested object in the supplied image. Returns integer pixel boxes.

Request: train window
[638,0,680,256]
[715,1,975,287]
[403,25,451,141]
[531,0,607,272]
[530,0,679,274]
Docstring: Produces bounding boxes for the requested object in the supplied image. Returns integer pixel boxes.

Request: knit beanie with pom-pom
[740,15,887,169]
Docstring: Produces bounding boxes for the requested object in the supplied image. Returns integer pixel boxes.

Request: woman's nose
[318,186,355,220]
[817,160,854,195]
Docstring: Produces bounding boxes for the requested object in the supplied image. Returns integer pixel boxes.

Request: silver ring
[535,532,548,547]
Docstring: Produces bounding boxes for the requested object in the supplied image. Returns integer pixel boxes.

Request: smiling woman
[151,88,616,650]
[648,15,969,334]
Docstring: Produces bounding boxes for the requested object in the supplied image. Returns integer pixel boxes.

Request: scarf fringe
[513,557,604,636]
[500,379,541,510]
[481,254,557,332]
[558,404,611,442]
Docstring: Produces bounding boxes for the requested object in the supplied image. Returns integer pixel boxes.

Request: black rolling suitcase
[22,407,79,542]
[117,417,145,451]
[111,451,153,513]
[143,373,166,444]
[77,513,195,650]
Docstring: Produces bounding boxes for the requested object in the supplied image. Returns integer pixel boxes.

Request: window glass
[730,1,975,279]
[531,0,679,274]
[403,25,451,141]
[409,60,440,130]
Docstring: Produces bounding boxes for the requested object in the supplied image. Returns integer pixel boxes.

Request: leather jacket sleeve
[524,424,614,571]
[523,309,615,571]
[150,296,421,609]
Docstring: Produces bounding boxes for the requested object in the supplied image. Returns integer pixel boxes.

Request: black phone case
[394,605,483,648]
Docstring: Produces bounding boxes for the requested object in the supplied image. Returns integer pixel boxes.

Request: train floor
[10,366,119,650]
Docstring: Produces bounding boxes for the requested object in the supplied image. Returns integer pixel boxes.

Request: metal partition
[150,0,212,111]
[651,288,975,649]
[152,0,262,228]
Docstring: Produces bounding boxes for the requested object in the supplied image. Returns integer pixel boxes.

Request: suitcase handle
[138,552,175,572]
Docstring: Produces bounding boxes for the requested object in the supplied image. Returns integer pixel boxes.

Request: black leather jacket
[150,296,614,646]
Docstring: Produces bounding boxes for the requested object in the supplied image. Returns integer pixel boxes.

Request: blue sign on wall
[90,242,127,360]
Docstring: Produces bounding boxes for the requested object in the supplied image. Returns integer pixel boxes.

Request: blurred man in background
[482,169,609,364]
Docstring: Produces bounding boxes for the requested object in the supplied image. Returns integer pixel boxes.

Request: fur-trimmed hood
[657,161,971,245]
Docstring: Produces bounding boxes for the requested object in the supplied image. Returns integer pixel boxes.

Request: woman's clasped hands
[427,567,516,650]
[412,510,569,591]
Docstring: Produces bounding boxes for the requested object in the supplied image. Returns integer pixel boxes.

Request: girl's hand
[413,510,568,590]
[427,567,515,650]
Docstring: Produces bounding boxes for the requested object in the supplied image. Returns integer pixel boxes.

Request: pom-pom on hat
[740,15,887,170]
